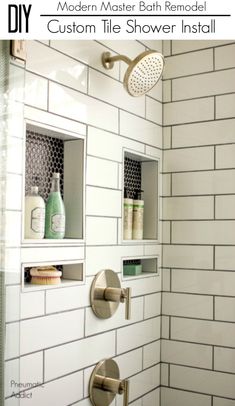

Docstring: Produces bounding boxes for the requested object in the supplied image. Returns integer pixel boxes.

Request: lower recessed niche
[22,261,84,291]
[23,122,85,243]
[122,256,158,279]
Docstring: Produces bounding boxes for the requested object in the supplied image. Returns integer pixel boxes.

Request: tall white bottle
[132,190,144,240]
[123,187,133,240]
[24,186,45,239]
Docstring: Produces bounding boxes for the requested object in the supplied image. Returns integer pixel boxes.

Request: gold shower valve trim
[89,359,129,406]
[90,269,131,320]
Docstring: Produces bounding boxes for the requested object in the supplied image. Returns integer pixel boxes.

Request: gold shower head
[102,50,165,97]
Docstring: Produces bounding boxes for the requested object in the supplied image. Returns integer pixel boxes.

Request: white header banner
[0,0,234,39]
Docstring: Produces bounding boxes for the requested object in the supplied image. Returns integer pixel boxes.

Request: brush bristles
[31,277,61,285]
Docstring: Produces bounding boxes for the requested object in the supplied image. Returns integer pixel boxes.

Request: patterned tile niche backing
[124,157,141,199]
[124,259,141,265]
[25,130,64,201]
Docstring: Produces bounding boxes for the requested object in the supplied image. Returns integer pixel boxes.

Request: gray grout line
[214,145,216,170]
[164,139,235,150]
[212,346,215,371]
[161,266,235,274]
[162,65,235,81]
[164,42,235,58]
[162,218,235,222]
[47,79,49,111]
[170,173,172,196]
[163,166,235,175]
[44,291,46,316]
[161,384,235,402]
[87,66,90,95]
[213,246,216,270]
[162,242,235,247]
[82,369,85,399]
[160,360,235,376]
[214,195,216,220]
[144,94,147,119]
[161,314,235,324]
[161,192,235,198]
[43,350,45,383]
[163,115,235,127]
[86,184,122,192]
[161,337,235,352]
[115,329,117,356]
[83,308,86,337]
[87,152,121,164]
[118,107,120,135]
[169,316,171,340]
[161,291,235,300]
[213,297,216,322]
[86,214,122,219]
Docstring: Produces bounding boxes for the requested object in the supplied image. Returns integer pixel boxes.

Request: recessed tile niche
[122,256,158,280]
[123,149,160,242]
[23,122,85,244]
[23,261,84,291]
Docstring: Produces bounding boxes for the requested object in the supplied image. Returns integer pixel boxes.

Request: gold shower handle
[102,52,132,69]
[89,359,130,406]
[104,286,131,320]
[122,378,130,406]
[122,287,131,320]
[94,375,129,404]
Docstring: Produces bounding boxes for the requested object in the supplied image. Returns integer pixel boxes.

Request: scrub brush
[30,266,62,285]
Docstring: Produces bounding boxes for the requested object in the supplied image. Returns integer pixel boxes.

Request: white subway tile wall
[6,39,235,406]
[4,40,162,405]
[162,40,235,405]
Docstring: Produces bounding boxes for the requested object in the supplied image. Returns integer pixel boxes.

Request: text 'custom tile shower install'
[2,39,235,406]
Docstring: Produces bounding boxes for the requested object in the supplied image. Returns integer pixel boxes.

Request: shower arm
[102,52,132,69]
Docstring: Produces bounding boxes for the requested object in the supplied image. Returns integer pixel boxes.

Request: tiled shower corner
[162,40,235,405]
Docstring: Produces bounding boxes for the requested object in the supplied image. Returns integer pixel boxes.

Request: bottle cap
[31,186,38,194]
[134,189,144,200]
[52,172,60,179]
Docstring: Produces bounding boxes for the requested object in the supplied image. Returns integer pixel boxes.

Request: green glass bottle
[45,173,65,239]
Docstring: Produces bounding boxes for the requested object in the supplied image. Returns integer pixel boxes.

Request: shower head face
[124,50,164,97]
